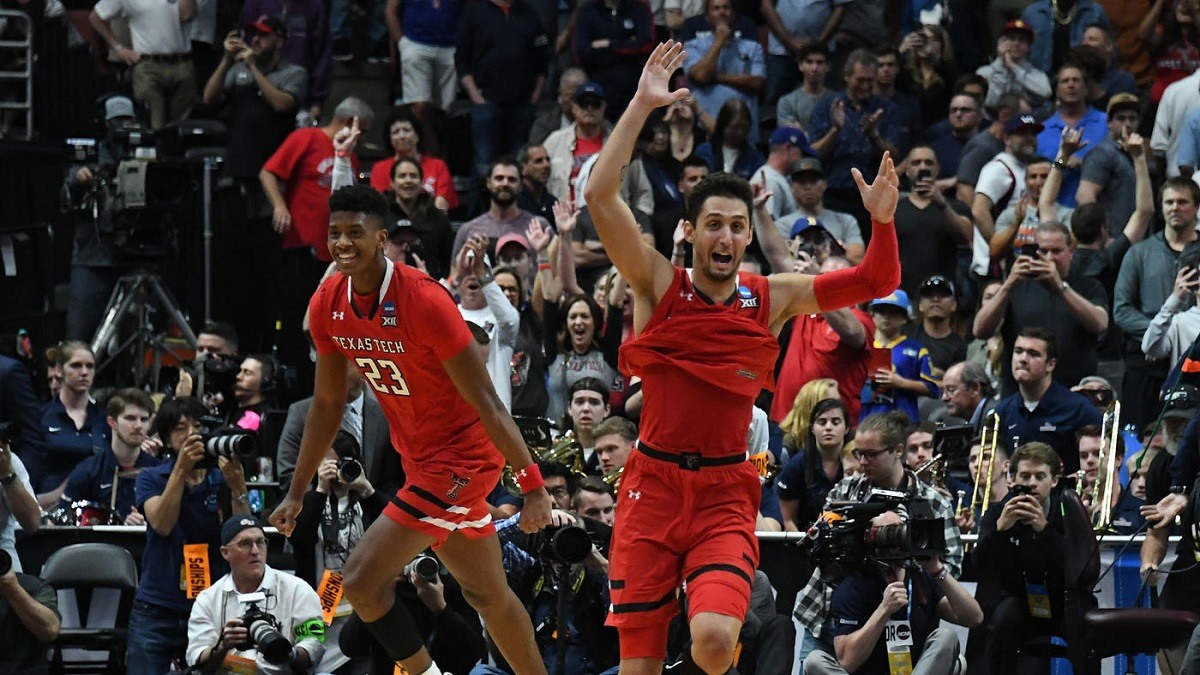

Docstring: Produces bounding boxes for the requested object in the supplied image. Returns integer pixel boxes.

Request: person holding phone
[1141,258,1200,367]
[893,146,973,299]
[860,290,939,423]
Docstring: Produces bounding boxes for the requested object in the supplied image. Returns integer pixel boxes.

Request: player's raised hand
[518,487,553,533]
[633,40,690,110]
[852,152,900,224]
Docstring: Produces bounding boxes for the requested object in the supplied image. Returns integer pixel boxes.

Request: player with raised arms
[583,40,902,675]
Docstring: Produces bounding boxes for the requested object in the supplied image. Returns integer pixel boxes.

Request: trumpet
[915,454,947,491]
[600,466,623,487]
[1091,400,1121,533]
[502,431,584,496]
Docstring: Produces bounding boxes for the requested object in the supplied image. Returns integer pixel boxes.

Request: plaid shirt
[793,470,963,637]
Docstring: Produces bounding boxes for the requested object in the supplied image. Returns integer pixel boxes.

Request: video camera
[539,524,592,565]
[807,489,946,581]
[237,592,292,664]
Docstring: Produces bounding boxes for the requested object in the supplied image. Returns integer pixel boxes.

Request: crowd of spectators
[8,0,1200,671]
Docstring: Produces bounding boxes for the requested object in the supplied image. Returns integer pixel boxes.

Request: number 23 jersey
[308,261,500,473]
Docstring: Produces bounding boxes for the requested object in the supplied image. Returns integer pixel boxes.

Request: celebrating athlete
[269,184,553,675]
[583,41,902,674]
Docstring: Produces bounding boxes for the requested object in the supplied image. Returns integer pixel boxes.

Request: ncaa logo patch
[381,301,397,327]
[738,285,759,308]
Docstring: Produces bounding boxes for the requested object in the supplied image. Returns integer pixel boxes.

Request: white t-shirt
[974,152,1026,212]
[459,281,519,412]
[94,0,191,55]
[751,164,798,222]
[0,455,33,573]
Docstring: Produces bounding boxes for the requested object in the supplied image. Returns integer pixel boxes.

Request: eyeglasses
[852,447,893,461]
[232,537,268,551]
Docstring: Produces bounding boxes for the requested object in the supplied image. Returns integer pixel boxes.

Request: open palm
[852,153,900,224]
[635,40,690,109]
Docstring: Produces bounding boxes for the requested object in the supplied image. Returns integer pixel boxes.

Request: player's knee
[459,579,509,613]
[689,626,737,671]
[340,558,383,607]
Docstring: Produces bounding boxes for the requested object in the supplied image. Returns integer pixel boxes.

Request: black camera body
[238,595,292,664]
[807,490,946,581]
[0,421,18,447]
[539,524,592,565]
[331,430,364,484]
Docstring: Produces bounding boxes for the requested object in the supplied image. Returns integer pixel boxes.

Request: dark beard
[490,189,515,207]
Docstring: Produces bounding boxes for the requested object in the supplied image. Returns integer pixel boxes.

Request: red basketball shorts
[383,460,503,548]
[605,449,761,660]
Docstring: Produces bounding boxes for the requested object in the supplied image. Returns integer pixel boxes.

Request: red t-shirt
[1152,36,1200,102]
[770,310,875,424]
[569,135,604,201]
[263,127,358,261]
[368,155,459,210]
[308,261,499,473]
[620,269,777,457]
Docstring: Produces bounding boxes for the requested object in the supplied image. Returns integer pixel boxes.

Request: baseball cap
[1106,93,1140,117]
[389,218,416,241]
[104,96,135,121]
[1164,385,1200,420]
[1001,20,1034,40]
[1005,114,1044,135]
[871,289,910,313]
[919,274,955,297]
[789,216,829,239]
[1076,375,1113,391]
[246,15,287,38]
[496,233,531,255]
[791,157,825,181]
[573,82,606,104]
[769,126,816,156]
[221,515,265,546]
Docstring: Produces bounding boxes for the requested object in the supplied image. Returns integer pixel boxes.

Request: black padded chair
[1059,489,1199,674]
[40,542,139,674]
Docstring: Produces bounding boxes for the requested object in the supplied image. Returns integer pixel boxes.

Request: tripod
[91,269,198,388]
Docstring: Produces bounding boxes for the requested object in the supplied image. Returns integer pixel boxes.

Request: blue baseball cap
[769,126,816,156]
[871,290,910,313]
[1004,114,1044,135]
[573,82,606,104]
[789,216,829,239]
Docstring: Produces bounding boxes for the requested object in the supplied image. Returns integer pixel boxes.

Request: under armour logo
[679,291,694,302]
[627,490,642,500]
[446,473,470,501]
[332,311,345,320]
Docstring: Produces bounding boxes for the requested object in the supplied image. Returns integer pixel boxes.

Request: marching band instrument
[503,430,585,497]
[1091,400,1121,533]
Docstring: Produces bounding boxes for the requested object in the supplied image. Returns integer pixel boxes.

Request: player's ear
[683,220,696,244]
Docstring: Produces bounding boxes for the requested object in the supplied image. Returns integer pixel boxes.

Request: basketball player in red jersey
[583,41,902,675]
[269,184,552,675]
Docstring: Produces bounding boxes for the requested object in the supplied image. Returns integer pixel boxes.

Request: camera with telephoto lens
[539,524,592,565]
[194,353,239,403]
[403,553,440,582]
[238,592,293,664]
[807,489,946,581]
[198,416,257,460]
[331,430,364,484]
[0,421,18,447]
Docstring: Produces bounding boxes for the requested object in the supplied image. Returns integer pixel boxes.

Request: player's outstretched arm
[442,342,553,534]
[270,352,352,535]
[584,40,687,301]
[769,153,901,323]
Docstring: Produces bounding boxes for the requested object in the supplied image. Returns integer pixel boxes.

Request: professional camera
[194,353,239,404]
[539,524,592,565]
[807,490,946,581]
[331,431,364,483]
[238,592,292,664]
[198,416,257,459]
[403,554,440,582]
[0,421,18,447]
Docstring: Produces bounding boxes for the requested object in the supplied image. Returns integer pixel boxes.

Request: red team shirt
[307,261,502,476]
[620,268,777,457]
[263,127,360,262]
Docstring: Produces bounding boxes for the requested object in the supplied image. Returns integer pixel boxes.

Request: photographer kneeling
[188,516,326,674]
[803,510,983,675]
[473,473,617,674]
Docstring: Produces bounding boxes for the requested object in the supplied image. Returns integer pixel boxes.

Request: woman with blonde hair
[779,378,839,458]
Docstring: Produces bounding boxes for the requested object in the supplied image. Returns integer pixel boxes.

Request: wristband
[1052,159,1068,171]
[232,492,249,505]
[538,262,552,272]
[335,149,349,158]
[515,464,545,494]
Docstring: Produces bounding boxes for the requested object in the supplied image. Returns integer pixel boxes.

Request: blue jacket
[994,381,1102,475]
[1022,0,1111,73]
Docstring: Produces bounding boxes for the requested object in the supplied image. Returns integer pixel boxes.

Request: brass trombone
[1090,400,1121,533]
[966,412,1002,527]
[600,466,623,488]
[502,430,584,496]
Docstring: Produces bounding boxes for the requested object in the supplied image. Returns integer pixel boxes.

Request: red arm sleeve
[812,219,900,311]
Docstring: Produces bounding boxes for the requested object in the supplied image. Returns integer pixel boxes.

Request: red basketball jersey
[619,268,777,457]
[308,261,500,473]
